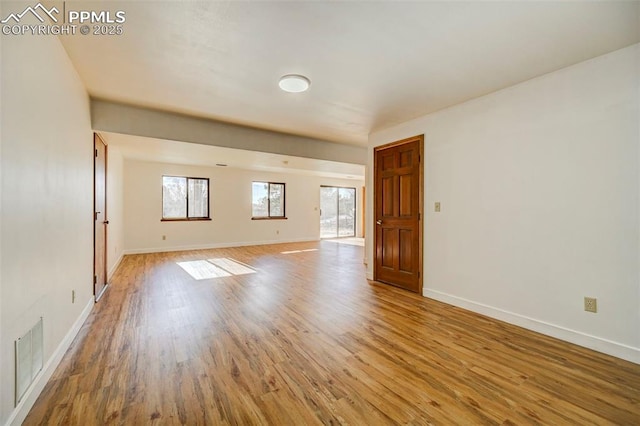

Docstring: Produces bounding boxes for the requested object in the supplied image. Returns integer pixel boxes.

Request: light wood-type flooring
[25,241,640,424]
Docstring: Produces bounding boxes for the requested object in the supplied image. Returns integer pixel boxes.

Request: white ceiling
[104,132,365,180]
[60,1,640,146]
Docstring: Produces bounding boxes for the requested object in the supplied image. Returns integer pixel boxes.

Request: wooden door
[94,133,108,301]
[374,135,423,293]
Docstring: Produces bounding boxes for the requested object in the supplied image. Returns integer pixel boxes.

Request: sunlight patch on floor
[208,258,256,275]
[324,237,364,247]
[281,248,319,254]
[177,258,256,280]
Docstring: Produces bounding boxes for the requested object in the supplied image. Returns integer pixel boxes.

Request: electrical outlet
[435,202,441,212]
[72,290,75,304]
[584,297,597,313]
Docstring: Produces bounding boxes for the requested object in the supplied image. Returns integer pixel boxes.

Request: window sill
[161,218,212,222]
[251,217,288,220]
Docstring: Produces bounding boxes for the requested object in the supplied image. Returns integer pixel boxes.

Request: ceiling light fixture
[278,74,310,93]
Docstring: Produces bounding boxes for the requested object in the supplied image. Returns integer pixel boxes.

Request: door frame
[93,133,108,302]
[373,134,424,293]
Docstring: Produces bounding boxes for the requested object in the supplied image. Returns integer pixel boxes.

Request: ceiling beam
[91,99,366,165]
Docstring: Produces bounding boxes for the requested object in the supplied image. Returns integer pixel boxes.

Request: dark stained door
[374,136,423,293]
[94,133,108,301]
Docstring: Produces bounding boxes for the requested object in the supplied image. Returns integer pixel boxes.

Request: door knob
[376,220,382,225]
[104,220,109,224]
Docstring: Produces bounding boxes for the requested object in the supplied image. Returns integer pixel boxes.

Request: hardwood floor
[25,241,640,425]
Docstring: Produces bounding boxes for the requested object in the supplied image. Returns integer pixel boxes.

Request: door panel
[381,228,396,268]
[337,188,356,237]
[382,153,395,171]
[320,187,338,238]
[399,174,412,217]
[382,177,395,217]
[374,136,423,293]
[94,133,108,301]
[400,150,413,168]
[399,229,413,272]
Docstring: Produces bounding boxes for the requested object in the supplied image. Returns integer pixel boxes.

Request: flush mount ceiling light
[278,74,310,93]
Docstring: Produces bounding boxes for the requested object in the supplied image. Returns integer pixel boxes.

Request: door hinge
[95,149,98,157]
[94,212,98,220]
[94,275,97,284]
[418,212,421,220]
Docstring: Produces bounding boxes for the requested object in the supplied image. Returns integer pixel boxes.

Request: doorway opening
[320,186,356,239]
[94,133,108,301]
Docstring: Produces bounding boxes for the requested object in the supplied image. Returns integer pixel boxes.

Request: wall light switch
[435,202,441,212]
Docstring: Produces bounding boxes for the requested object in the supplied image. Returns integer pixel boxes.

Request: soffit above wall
[102,132,365,180]
[92,99,367,166]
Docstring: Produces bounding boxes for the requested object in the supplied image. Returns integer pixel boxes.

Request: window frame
[251,181,287,220]
[161,175,211,221]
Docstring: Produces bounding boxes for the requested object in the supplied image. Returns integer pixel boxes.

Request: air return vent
[15,317,43,406]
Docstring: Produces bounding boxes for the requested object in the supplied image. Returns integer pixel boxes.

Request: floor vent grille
[15,317,43,406]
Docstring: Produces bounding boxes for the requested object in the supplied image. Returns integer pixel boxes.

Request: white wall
[368,44,640,362]
[106,144,125,278]
[0,32,94,425]
[124,159,364,253]
[0,6,4,416]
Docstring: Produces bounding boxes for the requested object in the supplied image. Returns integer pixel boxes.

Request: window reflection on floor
[208,258,256,275]
[280,248,318,254]
[177,258,256,280]
[324,237,364,247]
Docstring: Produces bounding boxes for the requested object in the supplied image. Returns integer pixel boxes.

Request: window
[252,181,286,219]
[320,186,356,238]
[162,176,210,220]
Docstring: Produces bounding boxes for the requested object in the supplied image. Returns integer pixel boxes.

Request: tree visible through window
[320,186,356,238]
[252,182,286,219]
[162,176,210,220]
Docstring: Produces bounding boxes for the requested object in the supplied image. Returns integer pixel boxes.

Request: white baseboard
[5,298,94,426]
[107,252,124,280]
[123,238,320,255]
[424,289,640,364]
